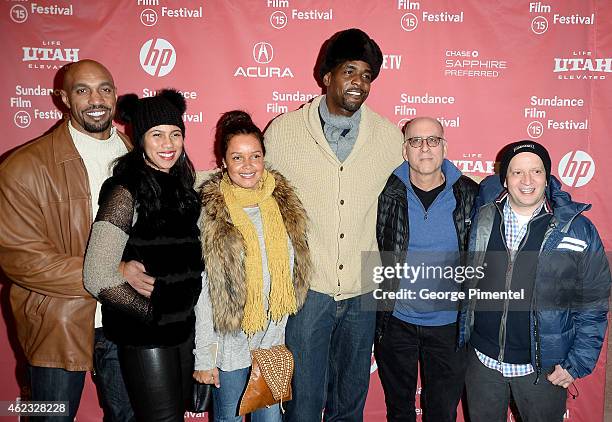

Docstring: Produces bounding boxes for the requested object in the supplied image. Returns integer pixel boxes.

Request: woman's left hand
[193,368,220,387]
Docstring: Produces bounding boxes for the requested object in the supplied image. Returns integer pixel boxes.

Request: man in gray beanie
[265,28,403,421]
[458,140,611,421]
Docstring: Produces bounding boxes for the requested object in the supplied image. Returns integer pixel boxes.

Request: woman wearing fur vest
[193,110,312,422]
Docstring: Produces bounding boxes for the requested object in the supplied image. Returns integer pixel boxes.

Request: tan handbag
[238,344,294,415]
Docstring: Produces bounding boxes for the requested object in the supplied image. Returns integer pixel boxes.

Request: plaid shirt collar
[499,192,549,251]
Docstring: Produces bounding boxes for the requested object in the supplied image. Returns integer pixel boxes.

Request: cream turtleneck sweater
[69,121,128,327]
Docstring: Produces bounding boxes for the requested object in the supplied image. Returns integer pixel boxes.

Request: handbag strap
[246,316,271,350]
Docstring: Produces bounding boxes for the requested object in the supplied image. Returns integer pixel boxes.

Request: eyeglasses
[405,136,445,148]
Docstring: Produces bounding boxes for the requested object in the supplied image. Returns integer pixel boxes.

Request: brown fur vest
[199,169,311,333]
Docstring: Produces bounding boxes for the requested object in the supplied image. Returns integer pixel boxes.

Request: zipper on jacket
[497,213,516,363]
[498,258,513,363]
[497,210,541,363]
[533,305,541,384]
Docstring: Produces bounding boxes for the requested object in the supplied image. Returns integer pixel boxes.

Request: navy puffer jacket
[459,175,611,380]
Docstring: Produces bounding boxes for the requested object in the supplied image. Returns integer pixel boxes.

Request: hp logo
[558,151,595,188]
[140,38,176,77]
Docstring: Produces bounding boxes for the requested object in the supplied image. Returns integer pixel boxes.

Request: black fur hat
[117,89,186,142]
[319,28,384,81]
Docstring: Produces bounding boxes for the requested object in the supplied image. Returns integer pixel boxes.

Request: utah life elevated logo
[22,41,79,70]
[140,38,176,77]
[554,51,611,80]
[234,42,294,78]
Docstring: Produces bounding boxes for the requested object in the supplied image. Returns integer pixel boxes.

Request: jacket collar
[52,120,80,164]
[547,176,590,230]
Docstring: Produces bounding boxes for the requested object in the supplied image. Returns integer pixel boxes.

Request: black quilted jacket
[375,173,478,342]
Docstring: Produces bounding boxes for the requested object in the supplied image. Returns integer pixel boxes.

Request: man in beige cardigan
[265,28,403,422]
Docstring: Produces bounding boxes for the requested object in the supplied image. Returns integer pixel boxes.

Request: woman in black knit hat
[83,89,203,421]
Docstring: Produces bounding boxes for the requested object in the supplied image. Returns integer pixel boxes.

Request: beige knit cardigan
[265,96,403,300]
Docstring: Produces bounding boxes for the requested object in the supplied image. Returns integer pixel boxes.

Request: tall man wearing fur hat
[0,59,139,421]
[458,141,611,421]
[265,28,403,421]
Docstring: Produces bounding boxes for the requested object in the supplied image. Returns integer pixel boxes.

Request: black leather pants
[119,338,193,422]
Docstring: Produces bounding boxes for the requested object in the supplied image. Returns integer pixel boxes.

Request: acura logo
[253,42,273,64]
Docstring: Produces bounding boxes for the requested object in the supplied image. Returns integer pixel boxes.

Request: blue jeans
[213,367,282,422]
[93,328,135,422]
[27,364,85,421]
[284,290,376,422]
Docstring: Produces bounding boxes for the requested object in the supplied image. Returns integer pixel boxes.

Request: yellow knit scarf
[220,170,297,335]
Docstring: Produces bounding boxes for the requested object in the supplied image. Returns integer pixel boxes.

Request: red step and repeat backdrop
[1,0,611,421]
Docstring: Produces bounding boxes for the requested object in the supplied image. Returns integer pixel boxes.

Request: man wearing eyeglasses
[374,117,478,422]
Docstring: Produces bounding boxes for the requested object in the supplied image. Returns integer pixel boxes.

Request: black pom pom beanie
[117,89,186,142]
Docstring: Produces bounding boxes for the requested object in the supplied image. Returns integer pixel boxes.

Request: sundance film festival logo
[559,151,595,188]
[140,38,176,77]
[531,16,548,34]
[14,110,31,129]
[397,118,410,129]
[10,5,28,23]
[140,8,158,26]
[400,13,418,31]
[269,11,287,29]
[527,121,544,139]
